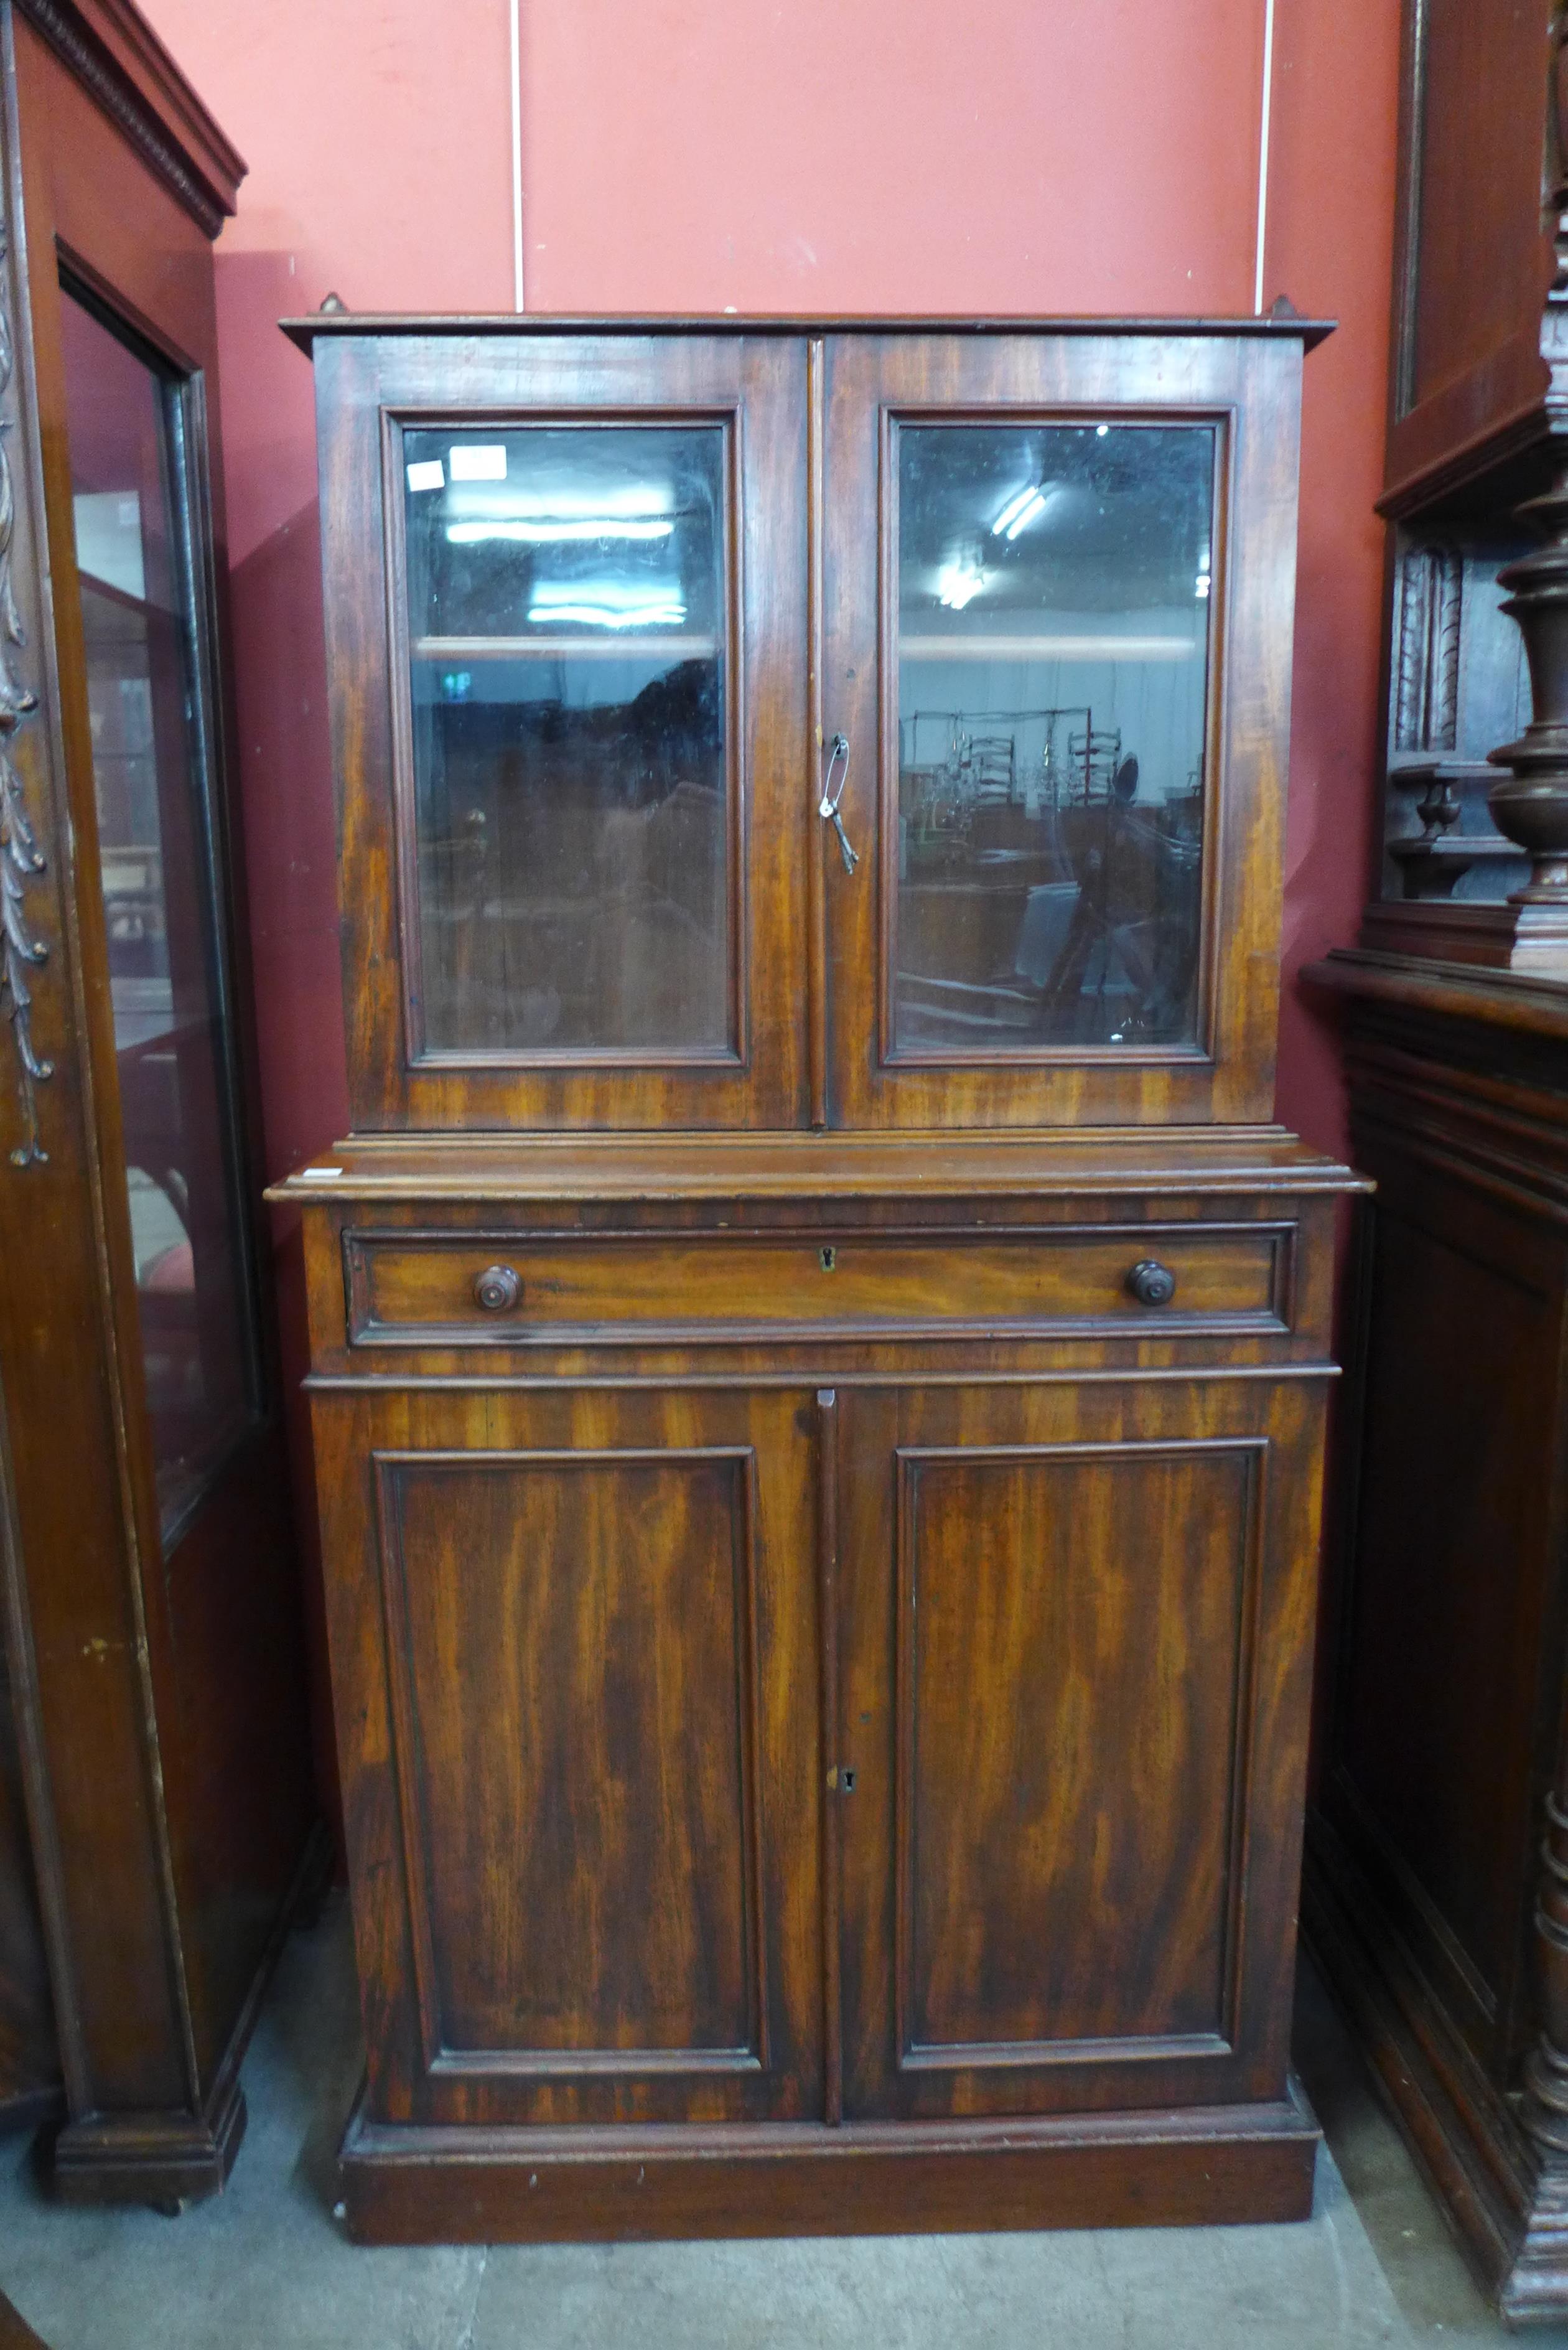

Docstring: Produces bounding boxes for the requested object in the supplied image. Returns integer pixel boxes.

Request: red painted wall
[138,1,1401,1814]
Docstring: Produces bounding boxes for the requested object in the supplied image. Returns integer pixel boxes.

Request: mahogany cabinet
[0,0,319,2198]
[276,314,1360,2240]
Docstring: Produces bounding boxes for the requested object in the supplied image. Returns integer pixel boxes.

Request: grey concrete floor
[2,1896,1565,2349]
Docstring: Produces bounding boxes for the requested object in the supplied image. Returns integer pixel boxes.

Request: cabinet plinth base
[50,2076,246,2210]
[337,2081,1320,2244]
[1304,1825,1567,2323]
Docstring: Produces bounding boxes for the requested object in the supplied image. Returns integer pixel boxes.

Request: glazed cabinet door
[832,1377,1325,2118]
[818,332,1302,1127]
[315,332,810,1130]
[315,1385,824,2127]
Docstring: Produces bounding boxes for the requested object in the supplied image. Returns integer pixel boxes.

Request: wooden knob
[1127,1258,1176,1308]
[473,1264,521,1313]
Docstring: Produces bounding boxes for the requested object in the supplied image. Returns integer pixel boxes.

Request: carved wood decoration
[0,218,48,1167]
[1394,543,1462,754]
[13,0,240,236]
[1364,0,1568,947]
[1485,472,1568,962]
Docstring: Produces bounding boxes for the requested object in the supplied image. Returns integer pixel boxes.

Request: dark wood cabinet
[277,313,1359,2240]
[1305,962,1568,2322]
[0,0,320,2200]
[0,1630,55,2129]
[1304,0,1568,2321]
[1365,0,1568,971]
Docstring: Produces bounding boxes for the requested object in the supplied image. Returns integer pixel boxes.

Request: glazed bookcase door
[317,334,810,1131]
[832,1377,1325,2119]
[819,333,1302,1128]
[57,285,266,1539]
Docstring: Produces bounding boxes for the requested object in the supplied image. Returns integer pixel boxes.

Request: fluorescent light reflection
[447,518,674,544]
[527,579,688,629]
[991,483,1042,537]
[1004,490,1049,541]
[936,550,986,609]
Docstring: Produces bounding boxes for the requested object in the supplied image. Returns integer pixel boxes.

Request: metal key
[818,733,859,874]
[826,804,859,873]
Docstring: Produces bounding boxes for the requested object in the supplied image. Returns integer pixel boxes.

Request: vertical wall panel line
[510,0,525,310]
[1253,0,1276,314]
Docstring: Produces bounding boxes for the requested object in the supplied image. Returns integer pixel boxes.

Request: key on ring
[818,731,858,873]
[823,801,859,873]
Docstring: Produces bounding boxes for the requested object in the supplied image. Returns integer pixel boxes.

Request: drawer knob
[473,1263,521,1314]
[1127,1258,1177,1308]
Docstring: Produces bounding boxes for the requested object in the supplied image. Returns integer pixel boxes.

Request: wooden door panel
[837,1379,1324,2118]
[901,1443,1257,2056]
[317,1385,823,2127]
[378,1448,765,2067]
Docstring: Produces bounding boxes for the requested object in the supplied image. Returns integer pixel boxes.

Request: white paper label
[406,459,445,493]
[301,1166,345,1180]
[449,443,508,482]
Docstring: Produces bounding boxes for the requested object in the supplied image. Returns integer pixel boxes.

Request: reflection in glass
[60,289,258,1533]
[403,426,730,1056]
[896,424,1215,1053]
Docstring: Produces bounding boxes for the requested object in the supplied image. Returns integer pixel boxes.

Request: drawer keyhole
[819,1247,836,1271]
[474,1263,521,1313]
[1126,1258,1177,1308]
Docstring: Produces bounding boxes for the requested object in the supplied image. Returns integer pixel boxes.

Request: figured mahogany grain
[345,1225,1288,1348]
[838,1374,1325,2123]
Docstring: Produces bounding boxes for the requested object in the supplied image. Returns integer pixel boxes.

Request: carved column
[1523,1796,1568,2155]
[1502,1795,1568,2319]
[1478,14,1568,972]
[1485,472,1568,970]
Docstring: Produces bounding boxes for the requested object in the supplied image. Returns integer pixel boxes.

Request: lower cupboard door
[317,1386,824,2127]
[833,1379,1326,2120]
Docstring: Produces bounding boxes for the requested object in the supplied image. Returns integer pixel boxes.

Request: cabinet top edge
[280,313,1336,355]
[265,1130,1366,1207]
[1308,947,1568,1037]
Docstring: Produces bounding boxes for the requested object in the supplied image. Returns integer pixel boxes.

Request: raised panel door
[315,1385,824,2127]
[833,1378,1325,2118]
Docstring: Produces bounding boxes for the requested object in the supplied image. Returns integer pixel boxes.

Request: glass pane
[896,423,1215,1053]
[60,289,258,1537]
[403,424,730,1056]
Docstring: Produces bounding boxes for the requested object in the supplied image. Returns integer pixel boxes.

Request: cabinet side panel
[1407,0,1551,416]
[1330,1161,1561,2065]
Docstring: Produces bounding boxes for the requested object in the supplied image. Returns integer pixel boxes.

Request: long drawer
[341,1224,1294,1347]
